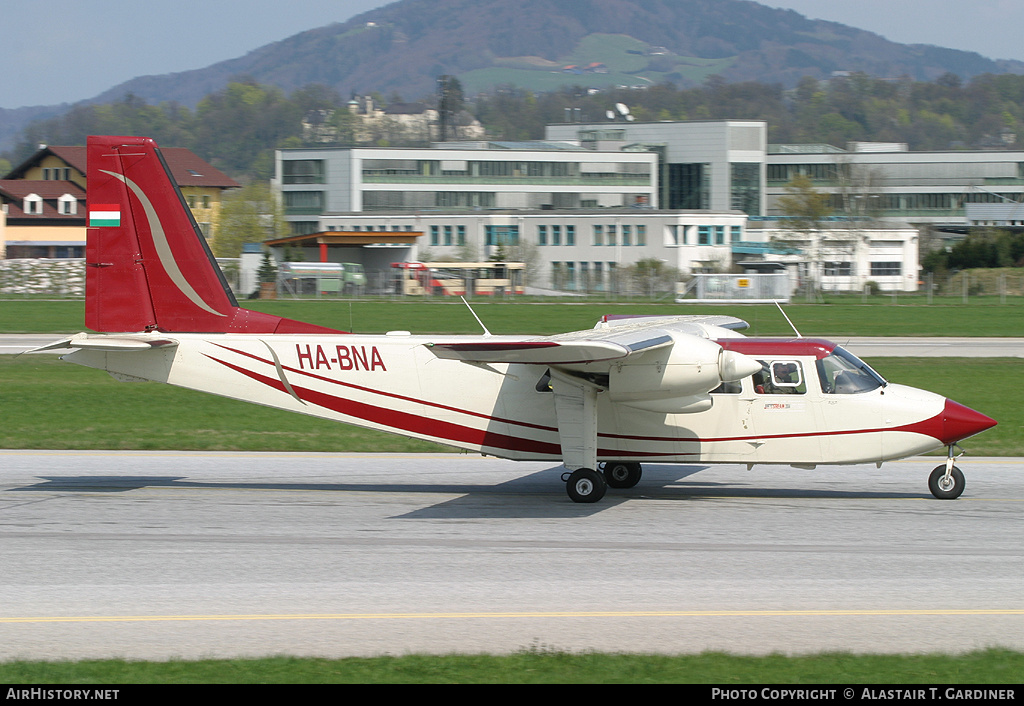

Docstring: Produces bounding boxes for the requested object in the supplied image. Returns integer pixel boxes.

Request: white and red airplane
[37,135,997,503]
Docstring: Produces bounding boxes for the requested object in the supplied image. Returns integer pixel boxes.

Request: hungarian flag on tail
[88,204,121,227]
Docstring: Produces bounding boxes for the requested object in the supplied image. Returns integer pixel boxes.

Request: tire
[603,462,642,489]
[928,465,965,500]
[566,468,607,504]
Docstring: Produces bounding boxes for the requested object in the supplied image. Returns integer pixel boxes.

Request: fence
[676,273,791,303]
[4,259,1024,304]
[0,259,85,297]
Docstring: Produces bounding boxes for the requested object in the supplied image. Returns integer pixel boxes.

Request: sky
[4,0,1024,110]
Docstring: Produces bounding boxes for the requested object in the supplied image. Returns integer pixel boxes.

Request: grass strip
[0,356,1016,455]
[1,649,1022,683]
[2,298,1024,336]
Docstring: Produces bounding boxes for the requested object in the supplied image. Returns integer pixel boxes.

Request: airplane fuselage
[65,333,955,468]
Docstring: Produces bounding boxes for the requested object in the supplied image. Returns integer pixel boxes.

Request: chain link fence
[4,259,1024,304]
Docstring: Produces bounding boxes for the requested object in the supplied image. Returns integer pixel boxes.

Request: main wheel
[928,465,965,500]
[566,468,607,504]
[603,461,642,489]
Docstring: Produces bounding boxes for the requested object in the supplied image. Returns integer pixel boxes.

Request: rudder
[86,135,342,334]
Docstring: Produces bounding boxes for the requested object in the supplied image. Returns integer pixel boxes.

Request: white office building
[314,209,748,292]
[766,143,1024,232]
[545,120,767,216]
[274,144,660,235]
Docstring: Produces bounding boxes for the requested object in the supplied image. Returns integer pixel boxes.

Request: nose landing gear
[928,445,965,500]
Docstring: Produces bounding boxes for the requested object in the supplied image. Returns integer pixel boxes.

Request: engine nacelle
[608,335,760,409]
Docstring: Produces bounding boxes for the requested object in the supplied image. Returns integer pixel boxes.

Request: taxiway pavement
[1,451,1020,660]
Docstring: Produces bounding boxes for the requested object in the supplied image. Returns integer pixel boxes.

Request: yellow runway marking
[3,609,1023,624]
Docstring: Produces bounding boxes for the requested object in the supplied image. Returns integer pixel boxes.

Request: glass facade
[730,162,761,215]
[667,163,709,210]
[282,160,325,184]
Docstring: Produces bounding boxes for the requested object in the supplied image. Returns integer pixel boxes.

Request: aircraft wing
[426,314,757,378]
[426,330,672,366]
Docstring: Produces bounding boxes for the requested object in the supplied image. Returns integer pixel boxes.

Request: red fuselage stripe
[206,345,950,450]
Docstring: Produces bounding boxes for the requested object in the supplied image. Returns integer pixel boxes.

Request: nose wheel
[928,445,965,500]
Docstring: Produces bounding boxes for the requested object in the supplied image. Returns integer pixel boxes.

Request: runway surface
[1,451,1021,661]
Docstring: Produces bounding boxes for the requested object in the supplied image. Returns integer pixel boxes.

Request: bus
[391,262,525,296]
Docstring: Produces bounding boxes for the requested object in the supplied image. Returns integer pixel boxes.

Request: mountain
[87,0,1024,105]
[4,0,1024,148]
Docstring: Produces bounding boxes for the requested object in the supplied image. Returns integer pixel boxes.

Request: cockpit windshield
[815,346,887,394]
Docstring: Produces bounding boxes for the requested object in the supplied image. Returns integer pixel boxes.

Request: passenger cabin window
[816,347,886,394]
[753,360,806,395]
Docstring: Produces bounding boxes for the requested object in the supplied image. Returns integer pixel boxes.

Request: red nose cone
[941,399,997,444]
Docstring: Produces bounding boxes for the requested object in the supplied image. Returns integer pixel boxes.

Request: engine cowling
[608,335,760,413]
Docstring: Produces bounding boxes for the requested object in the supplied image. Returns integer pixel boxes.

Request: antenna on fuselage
[461,296,492,337]
[775,301,802,338]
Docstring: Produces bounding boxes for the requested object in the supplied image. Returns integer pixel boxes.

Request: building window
[622,225,631,246]
[431,225,439,246]
[593,225,603,246]
[715,226,725,245]
[698,226,711,245]
[636,225,646,246]
[552,225,561,246]
[457,225,466,246]
[870,262,902,276]
[824,262,854,276]
[731,225,742,243]
[283,160,326,184]
[551,261,564,289]
[607,225,616,246]
[283,190,323,213]
[485,225,519,247]
[566,225,575,246]
[23,194,43,215]
[668,163,709,210]
[538,225,547,246]
[730,162,761,215]
[58,194,78,215]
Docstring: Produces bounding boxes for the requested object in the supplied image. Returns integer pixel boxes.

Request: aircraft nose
[940,399,997,445]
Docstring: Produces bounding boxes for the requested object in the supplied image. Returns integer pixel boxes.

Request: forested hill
[94,0,1024,107]
[11,72,1024,183]
[5,0,1024,150]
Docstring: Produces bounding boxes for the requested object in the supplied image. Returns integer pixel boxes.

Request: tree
[213,182,286,258]
[776,173,832,232]
[774,174,834,299]
[629,258,679,298]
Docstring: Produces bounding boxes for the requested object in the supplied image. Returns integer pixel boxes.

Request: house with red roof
[1,144,239,259]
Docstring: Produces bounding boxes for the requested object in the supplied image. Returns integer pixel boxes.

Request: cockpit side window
[753,360,806,395]
[816,347,886,394]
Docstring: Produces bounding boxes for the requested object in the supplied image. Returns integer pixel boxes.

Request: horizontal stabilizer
[28,333,179,353]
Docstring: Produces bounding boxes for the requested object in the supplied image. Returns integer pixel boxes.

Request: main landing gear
[562,462,643,503]
[928,445,966,500]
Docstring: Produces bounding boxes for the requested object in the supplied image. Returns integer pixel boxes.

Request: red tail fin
[86,135,342,334]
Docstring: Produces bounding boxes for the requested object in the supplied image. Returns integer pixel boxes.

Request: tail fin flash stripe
[100,168,226,318]
[89,205,122,227]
